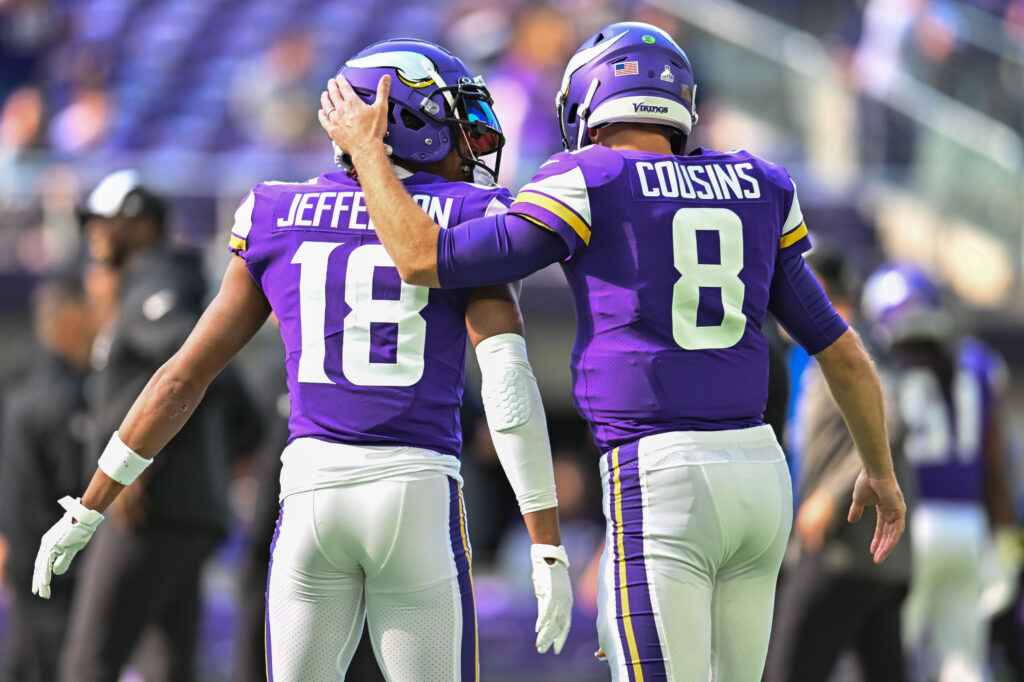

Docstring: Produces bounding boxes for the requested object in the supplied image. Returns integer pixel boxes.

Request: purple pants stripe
[447,478,478,681]
[608,443,667,682]
[264,502,284,682]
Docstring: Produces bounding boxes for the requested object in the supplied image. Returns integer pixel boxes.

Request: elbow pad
[476,333,557,515]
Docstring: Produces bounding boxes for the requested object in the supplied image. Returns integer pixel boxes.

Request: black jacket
[90,247,259,533]
[0,351,91,589]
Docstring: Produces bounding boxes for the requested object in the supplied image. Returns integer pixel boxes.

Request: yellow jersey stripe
[612,447,644,681]
[518,213,555,233]
[779,222,807,248]
[457,485,480,681]
[229,235,248,251]
[513,191,592,245]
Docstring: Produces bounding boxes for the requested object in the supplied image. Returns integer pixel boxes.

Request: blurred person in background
[34,40,573,681]
[765,253,915,682]
[52,169,253,682]
[230,30,321,150]
[485,4,576,188]
[862,263,1014,682]
[0,273,94,682]
[0,0,60,100]
[322,20,906,681]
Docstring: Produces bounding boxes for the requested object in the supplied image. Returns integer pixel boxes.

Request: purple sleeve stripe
[511,190,591,245]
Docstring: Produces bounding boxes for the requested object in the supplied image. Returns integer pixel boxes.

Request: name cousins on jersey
[634,159,762,201]
[276,190,456,231]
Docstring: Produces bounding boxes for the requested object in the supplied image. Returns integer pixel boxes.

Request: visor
[457,91,502,155]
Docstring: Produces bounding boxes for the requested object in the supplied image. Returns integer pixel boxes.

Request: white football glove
[32,496,104,599]
[531,543,572,654]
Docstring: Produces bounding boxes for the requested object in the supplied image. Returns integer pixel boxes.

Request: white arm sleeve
[476,333,557,515]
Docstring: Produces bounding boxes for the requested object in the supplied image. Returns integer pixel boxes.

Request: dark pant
[765,553,909,682]
[4,586,73,682]
[58,522,220,682]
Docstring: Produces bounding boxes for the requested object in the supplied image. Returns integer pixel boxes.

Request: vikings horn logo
[345,51,439,88]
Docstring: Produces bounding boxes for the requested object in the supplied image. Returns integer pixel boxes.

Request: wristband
[97,432,152,486]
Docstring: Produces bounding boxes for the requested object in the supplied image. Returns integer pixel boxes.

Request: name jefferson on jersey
[228,170,512,456]
[270,189,458,232]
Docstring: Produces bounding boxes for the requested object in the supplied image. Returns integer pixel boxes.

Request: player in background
[862,264,1013,682]
[320,21,906,682]
[32,40,573,681]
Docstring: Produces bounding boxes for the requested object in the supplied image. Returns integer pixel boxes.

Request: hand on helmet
[318,75,391,164]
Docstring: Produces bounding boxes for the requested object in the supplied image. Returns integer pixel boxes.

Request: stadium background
[2,0,1024,680]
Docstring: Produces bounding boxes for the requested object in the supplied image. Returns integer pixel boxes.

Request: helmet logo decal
[345,51,439,88]
[642,34,656,44]
[660,65,675,83]
[613,61,639,76]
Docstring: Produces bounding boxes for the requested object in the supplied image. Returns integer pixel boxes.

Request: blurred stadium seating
[2,0,1024,680]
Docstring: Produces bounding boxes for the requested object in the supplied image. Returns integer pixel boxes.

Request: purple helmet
[861,263,951,344]
[337,39,503,183]
[556,22,697,153]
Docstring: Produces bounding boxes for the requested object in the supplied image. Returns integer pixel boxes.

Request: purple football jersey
[509,145,815,450]
[229,170,512,456]
[898,339,1006,502]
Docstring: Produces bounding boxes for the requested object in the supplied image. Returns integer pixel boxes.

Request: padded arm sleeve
[476,333,557,515]
[437,214,569,289]
[768,253,849,355]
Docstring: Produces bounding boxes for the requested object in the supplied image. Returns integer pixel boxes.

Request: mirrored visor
[460,97,502,155]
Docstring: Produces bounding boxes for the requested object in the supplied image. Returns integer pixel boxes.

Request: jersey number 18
[292,242,428,387]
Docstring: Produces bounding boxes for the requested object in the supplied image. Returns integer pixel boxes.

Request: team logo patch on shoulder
[614,61,639,76]
[660,65,674,83]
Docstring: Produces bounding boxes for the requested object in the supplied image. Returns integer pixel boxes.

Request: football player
[320,22,907,681]
[32,40,573,681]
[863,264,1012,682]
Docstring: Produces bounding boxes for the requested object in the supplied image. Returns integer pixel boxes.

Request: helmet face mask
[556,22,698,153]
[337,40,504,184]
[420,76,504,184]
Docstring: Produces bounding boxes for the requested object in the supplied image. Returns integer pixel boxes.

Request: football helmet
[861,263,952,345]
[556,22,697,153]
[337,39,504,184]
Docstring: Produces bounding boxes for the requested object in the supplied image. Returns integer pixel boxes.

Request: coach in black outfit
[764,254,915,682]
[58,170,259,682]
[0,276,95,682]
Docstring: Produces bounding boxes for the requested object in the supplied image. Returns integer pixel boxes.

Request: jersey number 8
[672,207,746,350]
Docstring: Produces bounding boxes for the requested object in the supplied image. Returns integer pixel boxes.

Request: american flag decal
[614,61,639,76]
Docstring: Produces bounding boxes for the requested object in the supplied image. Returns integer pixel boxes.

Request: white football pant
[265,442,476,681]
[903,501,990,682]
[596,426,792,682]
